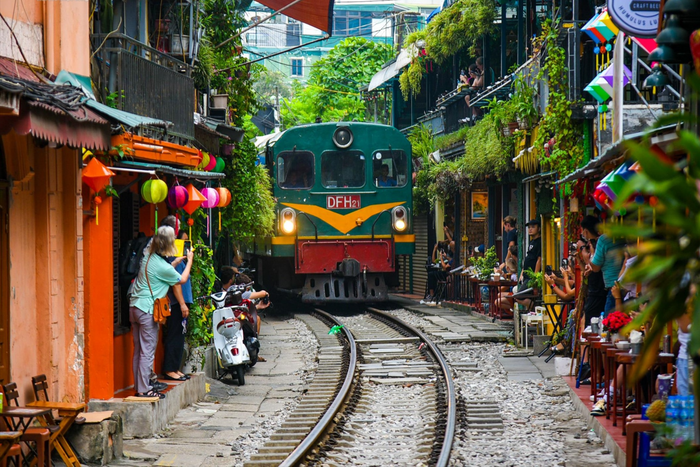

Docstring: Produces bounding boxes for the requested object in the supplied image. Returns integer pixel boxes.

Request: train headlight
[280,208,296,234]
[391,206,408,232]
[333,126,353,149]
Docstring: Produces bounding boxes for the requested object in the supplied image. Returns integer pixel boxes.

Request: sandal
[257,356,267,362]
[135,390,165,399]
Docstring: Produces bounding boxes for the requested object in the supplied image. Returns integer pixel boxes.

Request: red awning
[0,99,111,150]
[256,0,334,33]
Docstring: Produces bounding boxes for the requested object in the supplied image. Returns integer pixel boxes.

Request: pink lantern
[204,153,217,171]
[201,187,220,209]
[167,184,189,209]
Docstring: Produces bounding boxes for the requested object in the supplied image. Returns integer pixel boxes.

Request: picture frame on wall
[471,192,488,220]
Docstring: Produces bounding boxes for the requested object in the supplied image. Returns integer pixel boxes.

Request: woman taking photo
[129,226,194,398]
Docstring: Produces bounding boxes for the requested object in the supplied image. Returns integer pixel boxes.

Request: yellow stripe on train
[271,234,415,245]
[280,202,405,234]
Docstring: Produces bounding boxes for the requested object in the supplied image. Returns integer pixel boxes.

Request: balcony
[90,33,195,138]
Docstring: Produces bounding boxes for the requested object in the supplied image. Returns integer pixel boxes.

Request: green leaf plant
[470,246,499,280]
[532,20,584,178]
[604,81,700,451]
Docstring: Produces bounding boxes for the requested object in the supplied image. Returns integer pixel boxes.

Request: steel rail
[366,307,456,467]
[279,309,357,467]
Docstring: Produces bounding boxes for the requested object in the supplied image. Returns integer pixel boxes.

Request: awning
[111,133,202,167]
[557,124,678,185]
[0,85,110,150]
[368,45,417,92]
[522,171,556,184]
[116,161,225,180]
[256,0,335,33]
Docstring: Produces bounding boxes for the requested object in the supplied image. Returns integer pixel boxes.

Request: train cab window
[321,151,365,189]
[277,151,314,189]
[373,150,407,188]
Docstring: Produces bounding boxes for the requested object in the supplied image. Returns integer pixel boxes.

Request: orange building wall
[4,133,84,402]
[83,193,115,400]
[0,0,90,75]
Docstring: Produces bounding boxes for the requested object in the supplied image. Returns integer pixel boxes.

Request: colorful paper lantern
[213,157,225,173]
[184,184,206,214]
[204,153,217,171]
[201,187,220,209]
[141,179,168,204]
[216,187,231,207]
[167,184,189,209]
[198,152,211,171]
[82,158,115,193]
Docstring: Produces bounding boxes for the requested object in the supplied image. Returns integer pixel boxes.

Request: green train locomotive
[251,122,414,303]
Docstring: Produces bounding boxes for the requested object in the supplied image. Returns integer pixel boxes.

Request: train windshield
[277,151,314,189]
[372,150,408,188]
[321,151,365,189]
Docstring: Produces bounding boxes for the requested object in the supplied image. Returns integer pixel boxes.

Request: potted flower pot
[211,94,229,109]
[171,34,190,55]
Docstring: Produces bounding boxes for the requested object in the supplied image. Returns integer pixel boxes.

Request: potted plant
[469,246,500,281]
[523,270,544,295]
[171,6,191,56]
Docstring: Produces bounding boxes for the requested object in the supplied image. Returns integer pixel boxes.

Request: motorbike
[207,284,260,385]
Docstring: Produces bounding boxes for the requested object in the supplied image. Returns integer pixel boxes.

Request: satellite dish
[428,150,441,164]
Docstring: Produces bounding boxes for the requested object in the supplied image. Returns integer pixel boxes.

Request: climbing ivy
[533,21,584,178]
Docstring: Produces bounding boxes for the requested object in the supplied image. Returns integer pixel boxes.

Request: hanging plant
[398,0,497,99]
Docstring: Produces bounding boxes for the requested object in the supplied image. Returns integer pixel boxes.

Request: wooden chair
[30,376,85,426]
[1,384,51,467]
[0,432,22,467]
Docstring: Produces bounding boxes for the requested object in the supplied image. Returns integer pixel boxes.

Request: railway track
[243,308,456,467]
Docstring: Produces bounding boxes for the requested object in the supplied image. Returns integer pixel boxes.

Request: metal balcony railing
[91,33,195,138]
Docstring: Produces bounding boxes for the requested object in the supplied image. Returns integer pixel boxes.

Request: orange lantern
[82,158,115,226]
[184,184,206,238]
[215,187,231,230]
[82,158,115,193]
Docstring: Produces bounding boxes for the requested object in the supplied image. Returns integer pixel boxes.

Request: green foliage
[605,110,700,391]
[253,67,292,103]
[523,270,543,290]
[424,0,497,63]
[399,0,497,97]
[195,0,274,240]
[186,244,216,350]
[105,89,124,109]
[281,37,393,127]
[533,21,584,177]
[413,113,514,204]
[469,246,499,280]
[408,123,435,162]
[193,41,214,92]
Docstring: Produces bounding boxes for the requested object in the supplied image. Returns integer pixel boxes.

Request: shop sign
[607,0,660,38]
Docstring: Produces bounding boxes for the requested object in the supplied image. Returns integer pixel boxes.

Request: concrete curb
[566,384,626,467]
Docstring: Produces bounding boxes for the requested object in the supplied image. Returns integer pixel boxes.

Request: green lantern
[214,156,226,173]
[141,179,168,204]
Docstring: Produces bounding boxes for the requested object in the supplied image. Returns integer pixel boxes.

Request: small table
[487,279,517,320]
[28,401,86,467]
[0,406,52,467]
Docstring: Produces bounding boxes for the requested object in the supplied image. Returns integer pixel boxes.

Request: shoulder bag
[146,255,171,325]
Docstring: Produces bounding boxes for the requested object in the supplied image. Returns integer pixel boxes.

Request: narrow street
[116,303,617,467]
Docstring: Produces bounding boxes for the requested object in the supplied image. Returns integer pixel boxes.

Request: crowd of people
[126,215,268,399]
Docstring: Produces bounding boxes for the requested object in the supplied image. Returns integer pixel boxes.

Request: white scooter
[208,285,260,385]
